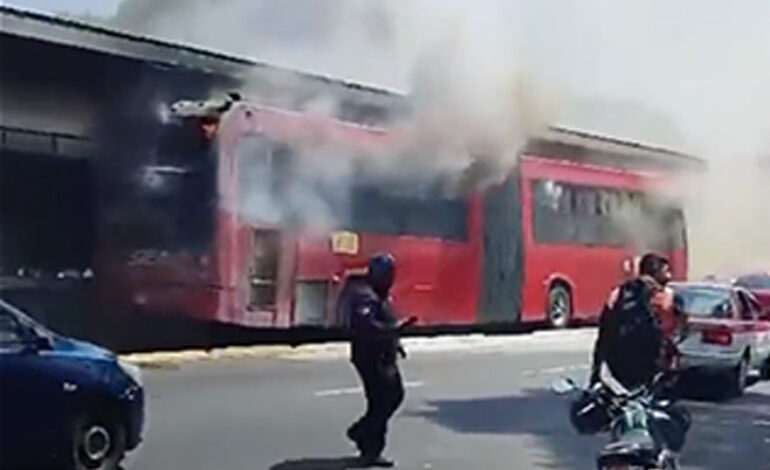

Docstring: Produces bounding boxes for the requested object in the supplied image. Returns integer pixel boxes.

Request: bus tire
[547,284,572,329]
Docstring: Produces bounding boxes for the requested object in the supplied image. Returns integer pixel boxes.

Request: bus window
[235,136,297,225]
[532,180,575,244]
[654,207,687,251]
[531,180,682,249]
[348,174,468,241]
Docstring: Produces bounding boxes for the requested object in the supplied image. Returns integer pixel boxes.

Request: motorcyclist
[591,252,687,389]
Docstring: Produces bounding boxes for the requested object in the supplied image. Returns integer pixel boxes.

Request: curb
[119,343,348,368]
[119,329,597,368]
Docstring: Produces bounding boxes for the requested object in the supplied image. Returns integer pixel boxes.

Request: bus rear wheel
[547,284,572,329]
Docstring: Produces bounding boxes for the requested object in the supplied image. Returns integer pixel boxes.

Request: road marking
[523,364,590,377]
[314,381,425,397]
[314,386,362,397]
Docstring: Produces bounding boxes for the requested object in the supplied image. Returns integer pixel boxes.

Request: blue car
[0,298,144,470]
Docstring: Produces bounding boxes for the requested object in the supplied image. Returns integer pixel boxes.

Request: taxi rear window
[673,286,733,318]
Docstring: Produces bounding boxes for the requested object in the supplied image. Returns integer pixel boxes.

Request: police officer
[343,253,416,467]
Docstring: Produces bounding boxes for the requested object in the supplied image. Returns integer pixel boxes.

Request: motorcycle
[552,371,690,470]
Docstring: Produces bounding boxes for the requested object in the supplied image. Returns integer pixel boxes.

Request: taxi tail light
[701,325,733,346]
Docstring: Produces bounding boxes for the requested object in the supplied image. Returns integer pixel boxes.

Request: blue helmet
[368,253,396,279]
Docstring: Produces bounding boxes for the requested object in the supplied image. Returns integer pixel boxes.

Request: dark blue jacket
[342,280,400,364]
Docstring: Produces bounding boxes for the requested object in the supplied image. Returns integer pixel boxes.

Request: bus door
[247,230,281,312]
[478,174,524,323]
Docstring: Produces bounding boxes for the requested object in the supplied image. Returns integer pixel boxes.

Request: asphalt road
[125,330,770,470]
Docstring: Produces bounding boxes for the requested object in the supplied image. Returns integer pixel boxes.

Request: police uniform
[345,281,405,460]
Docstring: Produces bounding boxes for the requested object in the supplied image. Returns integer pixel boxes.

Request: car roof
[734,272,770,280]
[670,281,733,290]
[670,282,764,304]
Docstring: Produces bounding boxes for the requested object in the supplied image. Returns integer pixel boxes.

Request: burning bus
[93,93,704,346]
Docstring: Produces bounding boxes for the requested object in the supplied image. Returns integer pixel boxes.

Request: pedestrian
[341,253,416,467]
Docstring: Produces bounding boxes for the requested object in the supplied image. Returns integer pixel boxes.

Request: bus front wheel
[547,284,572,329]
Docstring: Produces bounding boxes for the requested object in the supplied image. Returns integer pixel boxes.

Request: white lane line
[315,386,362,397]
[521,364,590,377]
[314,381,425,397]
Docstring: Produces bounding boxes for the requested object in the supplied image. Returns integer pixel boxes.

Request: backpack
[606,278,664,387]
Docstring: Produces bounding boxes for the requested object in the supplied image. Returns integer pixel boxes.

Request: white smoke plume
[84,0,770,276]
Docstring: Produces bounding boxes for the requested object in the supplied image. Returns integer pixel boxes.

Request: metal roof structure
[0,5,404,106]
[0,125,93,159]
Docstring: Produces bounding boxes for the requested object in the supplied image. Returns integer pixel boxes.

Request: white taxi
[671,282,770,397]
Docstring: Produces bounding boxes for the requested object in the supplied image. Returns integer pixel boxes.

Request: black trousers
[348,358,405,457]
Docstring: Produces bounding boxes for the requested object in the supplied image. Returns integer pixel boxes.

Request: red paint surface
[294,197,483,326]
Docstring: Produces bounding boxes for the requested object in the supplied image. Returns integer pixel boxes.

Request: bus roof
[526,126,707,172]
[217,102,390,148]
[218,101,706,173]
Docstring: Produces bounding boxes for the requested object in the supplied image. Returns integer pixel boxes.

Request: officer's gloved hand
[399,316,418,329]
[397,345,407,359]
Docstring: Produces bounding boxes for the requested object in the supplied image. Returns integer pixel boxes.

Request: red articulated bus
[96,97,703,341]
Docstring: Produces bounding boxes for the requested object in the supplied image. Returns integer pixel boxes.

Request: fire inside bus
[96,97,700,342]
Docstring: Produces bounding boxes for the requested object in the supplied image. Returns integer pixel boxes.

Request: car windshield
[672,286,734,318]
[0,298,55,338]
[735,274,770,290]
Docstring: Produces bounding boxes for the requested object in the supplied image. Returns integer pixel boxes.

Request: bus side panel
[478,173,524,323]
[360,236,477,326]
[295,230,479,328]
[431,196,482,327]
[518,157,640,323]
[521,245,628,323]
